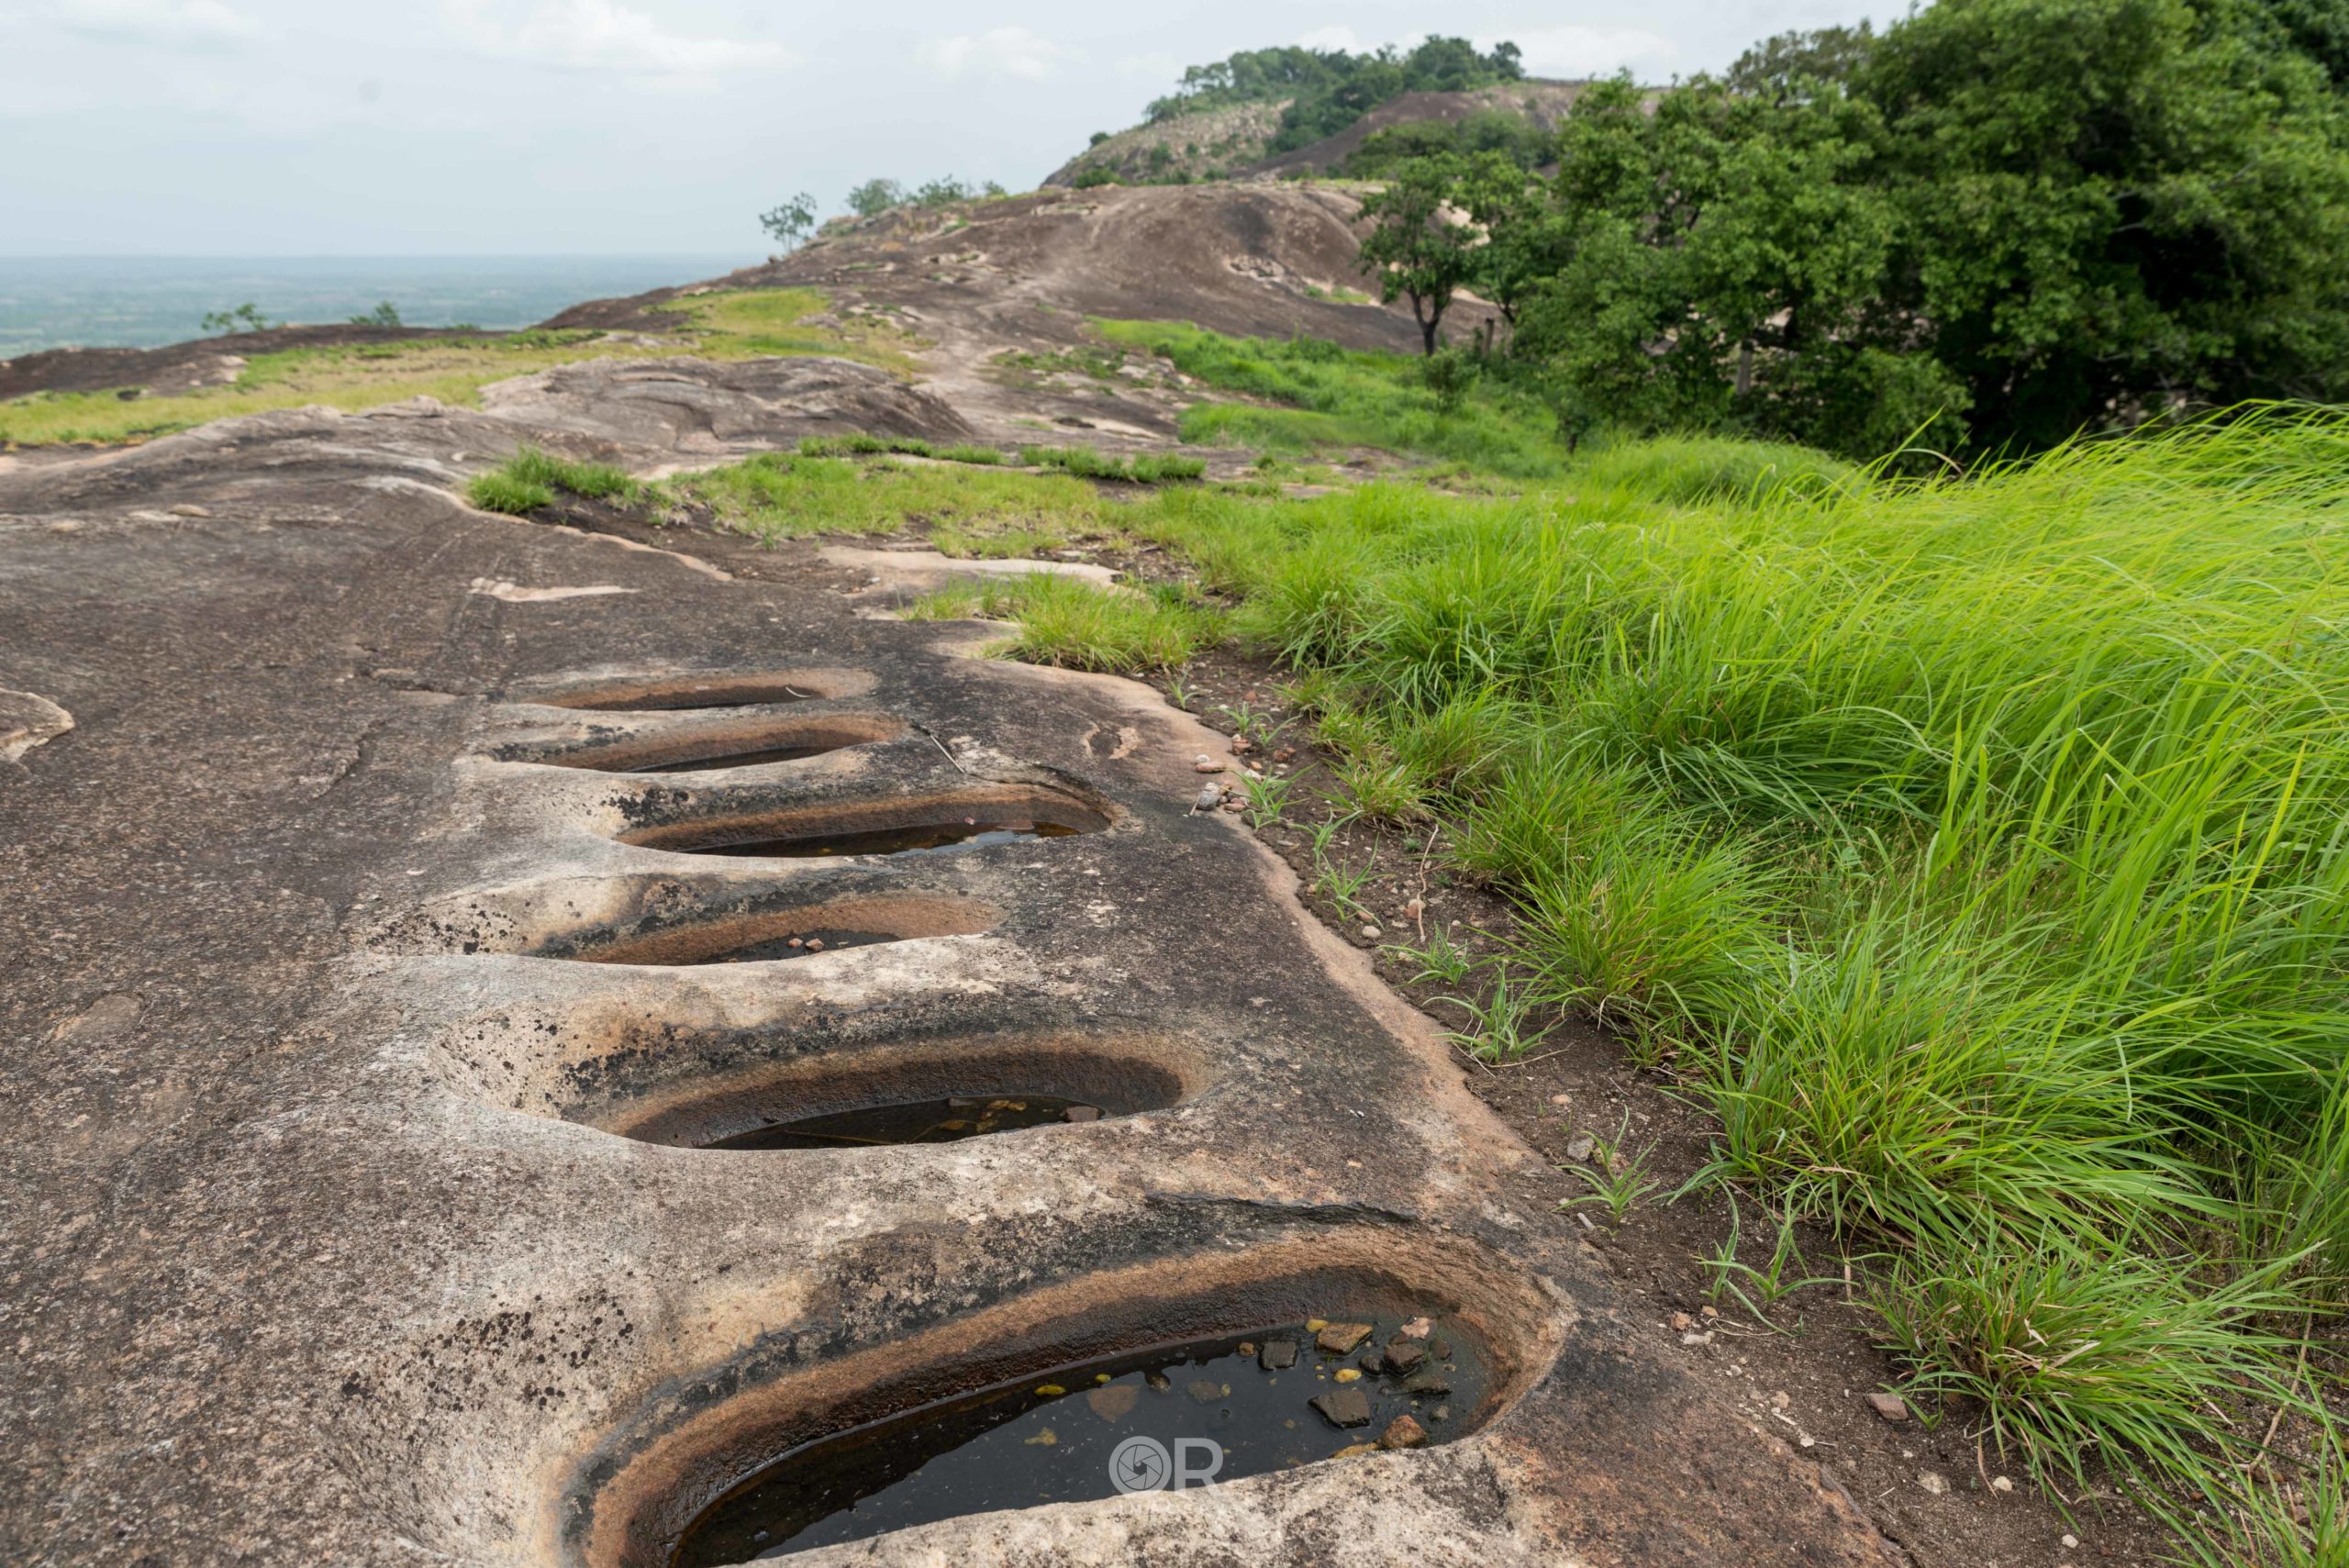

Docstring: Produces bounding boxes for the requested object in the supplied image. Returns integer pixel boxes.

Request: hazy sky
[0,1,1908,256]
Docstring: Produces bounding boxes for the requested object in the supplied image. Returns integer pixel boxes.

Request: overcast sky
[0,1,1909,256]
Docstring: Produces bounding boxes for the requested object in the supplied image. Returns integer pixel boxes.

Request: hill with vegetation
[1045,35,1569,187]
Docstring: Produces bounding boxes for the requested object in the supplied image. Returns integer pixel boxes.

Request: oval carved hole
[678,1310,1491,1562]
[541,673,863,711]
[621,786,1110,861]
[607,1042,1191,1151]
[529,715,905,774]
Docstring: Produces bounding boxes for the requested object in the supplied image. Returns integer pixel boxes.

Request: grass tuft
[465,446,637,514]
[904,573,1219,673]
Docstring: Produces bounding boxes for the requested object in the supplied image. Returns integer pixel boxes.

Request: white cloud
[919,27,1073,82]
[47,0,262,42]
[440,0,796,75]
[1485,27,1679,79]
[1292,26,1369,54]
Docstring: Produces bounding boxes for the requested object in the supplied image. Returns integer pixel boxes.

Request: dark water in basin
[625,745,838,773]
[703,1095,1105,1150]
[682,820,1083,859]
[674,1314,1486,1562]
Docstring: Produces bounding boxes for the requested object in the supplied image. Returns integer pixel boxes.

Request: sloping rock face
[2,221,1912,1568]
[1,359,1906,1568]
[1042,100,1289,186]
[552,183,1421,357]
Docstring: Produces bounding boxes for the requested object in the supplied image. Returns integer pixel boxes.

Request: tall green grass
[1113,407,2349,1509]
[1096,319,1575,478]
[667,451,1104,550]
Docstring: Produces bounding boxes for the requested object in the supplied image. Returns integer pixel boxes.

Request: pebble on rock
[1195,784,1224,810]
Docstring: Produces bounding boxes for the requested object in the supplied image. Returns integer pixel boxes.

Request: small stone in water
[1087,1384,1139,1420]
[1316,1322,1373,1355]
[804,938,825,952]
[1310,1386,1372,1428]
[1377,1415,1428,1451]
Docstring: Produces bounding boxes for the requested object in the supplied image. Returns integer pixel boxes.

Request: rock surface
[0,279,1911,1568]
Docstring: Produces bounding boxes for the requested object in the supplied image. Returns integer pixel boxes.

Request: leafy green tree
[1858,0,2349,450]
[1483,1,2349,461]
[2251,0,2349,83]
[1453,150,1563,325]
[759,192,818,250]
[846,179,905,217]
[1356,157,1480,355]
[1724,23,1878,100]
[200,303,270,335]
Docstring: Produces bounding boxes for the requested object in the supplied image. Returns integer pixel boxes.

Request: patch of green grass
[669,451,1104,549]
[988,345,1133,385]
[1,331,621,447]
[465,471,555,515]
[465,446,640,514]
[1021,444,1208,484]
[1096,319,1576,479]
[4,288,918,448]
[796,433,1008,465]
[1869,1237,2306,1498]
[655,286,922,374]
[1101,405,2349,1506]
[904,573,1219,673]
[1574,433,1860,506]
